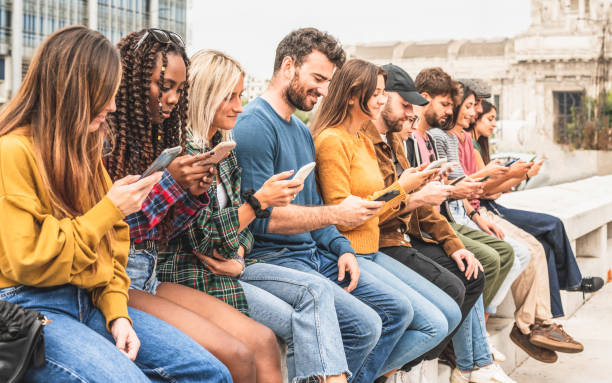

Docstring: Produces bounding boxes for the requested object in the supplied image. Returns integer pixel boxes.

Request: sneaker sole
[530,334,584,353]
[510,333,558,363]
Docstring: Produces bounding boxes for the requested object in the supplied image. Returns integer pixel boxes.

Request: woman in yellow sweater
[311,58,461,377]
[0,26,230,382]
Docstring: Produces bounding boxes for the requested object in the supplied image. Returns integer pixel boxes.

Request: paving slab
[510,283,612,383]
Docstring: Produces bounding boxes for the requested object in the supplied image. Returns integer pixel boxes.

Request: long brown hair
[105,29,190,180]
[0,26,121,219]
[467,99,496,164]
[310,58,385,137]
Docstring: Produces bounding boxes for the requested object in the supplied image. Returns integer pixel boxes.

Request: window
[553,91,584,144]
[0,57,5,81]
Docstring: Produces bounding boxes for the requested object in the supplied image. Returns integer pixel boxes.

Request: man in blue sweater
[234,28,413,383]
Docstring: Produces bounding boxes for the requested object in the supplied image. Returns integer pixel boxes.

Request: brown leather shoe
[510,324,558,363]
[529,322,584,353]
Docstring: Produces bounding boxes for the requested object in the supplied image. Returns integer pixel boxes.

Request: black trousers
[381,240,485,368]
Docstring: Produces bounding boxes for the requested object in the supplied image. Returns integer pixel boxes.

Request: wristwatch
[242,189,270,218]
[468,210,480,220]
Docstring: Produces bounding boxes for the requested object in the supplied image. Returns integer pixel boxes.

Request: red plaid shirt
[126,169,209,242]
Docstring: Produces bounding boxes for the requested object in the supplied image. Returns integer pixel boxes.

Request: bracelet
[242,189,270,218]
[468,210,480,220]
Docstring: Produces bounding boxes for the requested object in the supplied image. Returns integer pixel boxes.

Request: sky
[190,0,532,80]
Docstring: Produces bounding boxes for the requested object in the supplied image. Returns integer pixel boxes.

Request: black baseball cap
[382,64,429,106]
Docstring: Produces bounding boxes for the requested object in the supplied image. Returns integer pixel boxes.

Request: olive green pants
[451,223,515,307]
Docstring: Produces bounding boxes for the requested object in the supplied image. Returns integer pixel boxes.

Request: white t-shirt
[217,183,229,209]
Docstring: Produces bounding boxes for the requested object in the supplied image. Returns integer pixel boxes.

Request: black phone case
[374,190,400,202]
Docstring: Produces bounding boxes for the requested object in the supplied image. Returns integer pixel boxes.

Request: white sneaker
[487,332,507,362]
[384,364,430,383]
[470,363,516,383]
[451,368,471,383]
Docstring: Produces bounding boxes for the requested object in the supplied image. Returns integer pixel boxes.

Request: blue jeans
[239,262,350,382]
[452,296,493,371]
[0,284,230,383]
[356,252,458,372]
[257,248,412,383]
[126,244,160,294]
[482,200,583,317]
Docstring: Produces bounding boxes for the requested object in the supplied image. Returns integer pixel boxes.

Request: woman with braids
[0,26,230,382]
[157,49,354,383]
[106,29,281,383]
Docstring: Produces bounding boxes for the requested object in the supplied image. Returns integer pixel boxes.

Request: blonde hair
[188,50,245,146]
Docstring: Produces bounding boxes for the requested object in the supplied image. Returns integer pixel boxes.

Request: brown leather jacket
[362,122,464,256]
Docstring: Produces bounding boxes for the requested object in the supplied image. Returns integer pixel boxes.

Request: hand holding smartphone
[293,162,316,181]
[140,146,182,179]
[425,157,447,171]
[372,190,400,202]
[197,141,236,166]
[449,175,466,186]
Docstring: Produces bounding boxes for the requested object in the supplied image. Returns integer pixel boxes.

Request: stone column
[10,0,22,97]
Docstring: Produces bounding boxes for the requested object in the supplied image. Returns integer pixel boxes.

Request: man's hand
[398,167,439,192]
[110,317,140,361]
[332,195,383,227]
[195,248,245,277]
[450,249,484,280]
[450,178,483,199]
[410,181,453,207]
[473,214,505,240]
[337,253,360,292]
[483,159,509,177]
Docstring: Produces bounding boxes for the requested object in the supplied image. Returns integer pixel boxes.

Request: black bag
[0,299,47,383]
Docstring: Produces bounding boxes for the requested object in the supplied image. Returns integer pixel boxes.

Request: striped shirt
[429,128,466,180]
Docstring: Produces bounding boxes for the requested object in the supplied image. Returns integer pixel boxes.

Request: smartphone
[478,175,491,182]
[197,141,236,166]
[449,175,466,186]
[140,146,182,179]
[424,157,447,171]
[293,162,316,181]
[504,158,519,167]
[528,155,537,163]
[372,190,401,202]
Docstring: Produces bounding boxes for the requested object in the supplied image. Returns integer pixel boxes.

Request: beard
[425,108,451,130]
[381,105,405,133]
[284,73,320,111]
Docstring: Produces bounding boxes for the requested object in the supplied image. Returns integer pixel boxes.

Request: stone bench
[437,175,612,381]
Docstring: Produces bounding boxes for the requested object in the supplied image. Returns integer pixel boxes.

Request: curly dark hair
[106,29,190,181]
[273,27,346,74]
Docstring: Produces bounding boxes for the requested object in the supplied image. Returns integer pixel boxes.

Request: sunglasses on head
[135,28,185,50]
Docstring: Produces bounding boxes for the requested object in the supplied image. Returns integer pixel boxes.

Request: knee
[356,308,383,346]
[227,340,257,380]
[299,278,334,310]
[446,276,466,306]
[471,271,486,294]
[389,295,414,329]
[428,308,450,342]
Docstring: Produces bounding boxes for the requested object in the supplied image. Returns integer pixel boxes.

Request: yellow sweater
[314,126,406,254]
[0,133,131,330]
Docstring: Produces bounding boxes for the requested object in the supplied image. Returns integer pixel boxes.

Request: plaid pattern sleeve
[126,169,209,243]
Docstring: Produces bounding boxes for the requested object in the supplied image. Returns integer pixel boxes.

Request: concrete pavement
[510,282,612,383]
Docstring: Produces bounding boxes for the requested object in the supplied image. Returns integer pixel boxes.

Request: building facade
[347,0,612,184]
[0,0,187,105]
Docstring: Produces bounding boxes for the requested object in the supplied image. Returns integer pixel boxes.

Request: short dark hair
[415,67,457,100]
[273,28,346,73]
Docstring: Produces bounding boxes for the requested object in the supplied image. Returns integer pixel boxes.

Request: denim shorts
[126,243,161,294]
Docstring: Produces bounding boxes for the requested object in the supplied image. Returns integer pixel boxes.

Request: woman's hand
[473,213,505,240]
[107,173,162,216]
[167,152,216,191]
[527,159,545,178]
[507,161,533,178]
[195,248,245,277]
[188,165,217,196]
[110,317,140,361]
[483,159,509,177]
[254,170,304,209]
